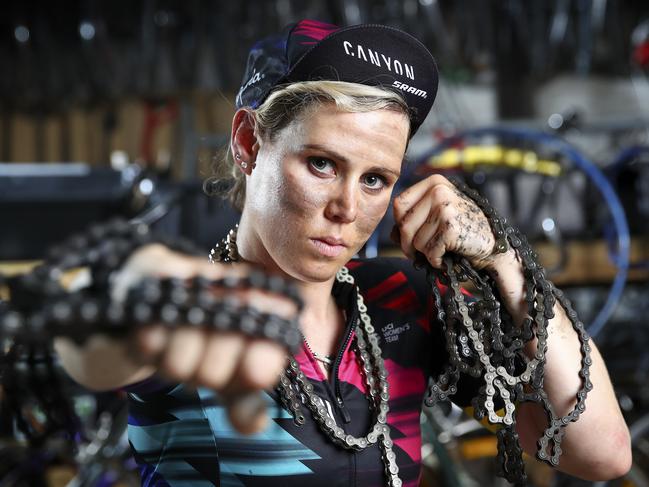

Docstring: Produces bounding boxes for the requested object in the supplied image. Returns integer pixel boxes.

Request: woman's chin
[286,256,350,283]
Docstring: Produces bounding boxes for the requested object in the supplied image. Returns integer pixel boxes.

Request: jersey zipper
[332,320,354,423]
[331,285,360,424]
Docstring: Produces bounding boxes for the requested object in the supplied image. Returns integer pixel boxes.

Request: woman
[55,20,630,486]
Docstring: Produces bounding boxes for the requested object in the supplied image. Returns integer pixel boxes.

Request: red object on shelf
[633,40,649,67]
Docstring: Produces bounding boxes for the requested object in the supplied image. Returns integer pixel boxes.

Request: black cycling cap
[235,19,438,136]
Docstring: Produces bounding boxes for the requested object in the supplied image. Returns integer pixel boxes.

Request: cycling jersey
[125,257,480,486]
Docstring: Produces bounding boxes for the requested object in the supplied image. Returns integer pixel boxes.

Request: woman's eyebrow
[298,144,401,178]
[368,166,401,179]
[299,144,349,164]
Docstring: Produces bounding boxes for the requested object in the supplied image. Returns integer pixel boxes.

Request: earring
[235,153,242,160]
[240,161,248,169]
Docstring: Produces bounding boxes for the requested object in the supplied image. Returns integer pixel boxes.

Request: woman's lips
[310,237,347,258]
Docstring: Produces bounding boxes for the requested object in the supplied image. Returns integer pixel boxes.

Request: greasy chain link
[208,225,239,264]
[0,218,303,354]
[1,340,82,446]
[423,180,592,486]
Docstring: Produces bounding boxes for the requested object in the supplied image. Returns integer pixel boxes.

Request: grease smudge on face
[240,103,409,283]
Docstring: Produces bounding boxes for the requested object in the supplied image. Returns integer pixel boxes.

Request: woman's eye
[308,157,334,174]
[363,174,387,190]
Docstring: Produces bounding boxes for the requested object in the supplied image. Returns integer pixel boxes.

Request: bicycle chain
[424,180,592,486]
[275,267,402,487]
[0,218,304,351]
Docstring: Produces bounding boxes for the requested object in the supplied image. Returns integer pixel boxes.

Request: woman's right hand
[116,244,299,434]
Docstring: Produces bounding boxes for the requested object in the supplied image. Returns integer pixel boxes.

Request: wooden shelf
[532,238,648,286]
[0,261,39,276]
[380,237,649,286]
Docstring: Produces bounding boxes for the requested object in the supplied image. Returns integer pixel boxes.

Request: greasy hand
[392,174,497,270]
[113,244,297,435]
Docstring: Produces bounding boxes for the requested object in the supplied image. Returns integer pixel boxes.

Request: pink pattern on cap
[293,19,339,44]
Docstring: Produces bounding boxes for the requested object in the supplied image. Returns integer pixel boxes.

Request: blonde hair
[204,80,410,211]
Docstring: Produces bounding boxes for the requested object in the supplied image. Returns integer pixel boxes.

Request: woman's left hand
[392,174,498,270]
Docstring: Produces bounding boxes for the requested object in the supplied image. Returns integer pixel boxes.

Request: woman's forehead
[291,104,409,141]
[276,106,409,168]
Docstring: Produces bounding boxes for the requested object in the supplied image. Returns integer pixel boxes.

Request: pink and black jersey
[125,257,479,486]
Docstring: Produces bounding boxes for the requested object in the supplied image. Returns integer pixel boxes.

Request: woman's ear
[230,109,259,175]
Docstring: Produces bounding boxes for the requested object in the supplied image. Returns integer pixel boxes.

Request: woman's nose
[324,183,358,223]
